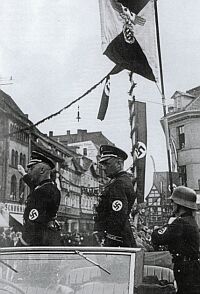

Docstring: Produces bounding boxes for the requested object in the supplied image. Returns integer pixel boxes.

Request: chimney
[49,131,53,137]
[66,130,70,135]
[77,129,87,140]
[77,129,87,134]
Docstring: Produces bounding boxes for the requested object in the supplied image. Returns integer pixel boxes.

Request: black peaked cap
[27,151,55,169]
[99,145,128,163]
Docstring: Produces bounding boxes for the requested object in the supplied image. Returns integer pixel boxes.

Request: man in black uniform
[94,145,137,247]
[20,151,61,246]
[152,186,200,294]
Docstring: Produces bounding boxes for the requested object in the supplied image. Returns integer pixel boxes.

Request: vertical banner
[129,99,147,203]
[97,75,111,120]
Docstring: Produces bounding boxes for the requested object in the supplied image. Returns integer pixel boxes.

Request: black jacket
[94,171,136,247]
[151,213,199,259]
[152,213,200,294]
[23,179,61,245]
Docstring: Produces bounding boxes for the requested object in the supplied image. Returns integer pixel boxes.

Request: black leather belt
[106,233,123,243]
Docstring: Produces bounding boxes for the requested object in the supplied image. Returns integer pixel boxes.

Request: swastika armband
[157,227,167,235]
[112,200,123,211]
[29,209,39,220]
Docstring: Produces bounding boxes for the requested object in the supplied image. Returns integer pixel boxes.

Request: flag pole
[154,0,173,194]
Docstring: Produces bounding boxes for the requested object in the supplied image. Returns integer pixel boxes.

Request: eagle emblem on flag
[98,0,158,81]
[111,0,146,44]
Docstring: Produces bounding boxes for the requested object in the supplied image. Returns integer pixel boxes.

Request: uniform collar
[34,179,52,190]
[179,211,193,217]
[114,171,127,178]
[39,179,52,186]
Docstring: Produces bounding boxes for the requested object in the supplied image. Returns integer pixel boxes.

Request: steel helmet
[169,186,197,210]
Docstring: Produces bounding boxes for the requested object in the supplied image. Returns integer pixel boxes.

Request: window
[20,152,23,165]
[11,149,15,166]
[176,97,182,109]
[10,175,17,201]
[83,148,87,156]
[15,151,18,167]
[23,154,26,167]
[19,153,26,167]
[177,125,185,149]
[19,178,25,203]
[179,165,187,186]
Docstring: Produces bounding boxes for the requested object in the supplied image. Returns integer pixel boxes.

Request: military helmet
[169,186,197,210]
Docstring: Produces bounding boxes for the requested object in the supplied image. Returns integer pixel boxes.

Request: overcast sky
[0,0,200,195]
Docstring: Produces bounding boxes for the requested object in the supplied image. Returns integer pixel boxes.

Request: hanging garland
[7,72,111,137]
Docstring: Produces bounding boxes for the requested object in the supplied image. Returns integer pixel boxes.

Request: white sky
[0,0,200,195]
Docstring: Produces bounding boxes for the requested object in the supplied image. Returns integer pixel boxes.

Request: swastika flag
[97,75,111,121]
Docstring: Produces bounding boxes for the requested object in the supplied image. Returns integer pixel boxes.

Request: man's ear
[40,166,45,174]
[118,159,123,167]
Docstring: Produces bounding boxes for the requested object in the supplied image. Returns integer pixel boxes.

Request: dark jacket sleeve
[23,174,35,190]
[94,193,108,232]
[45,184,61,221]
[106,180,129,236]
[151,218,183,246]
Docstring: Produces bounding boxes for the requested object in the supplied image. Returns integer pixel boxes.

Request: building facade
[51,129,114,233]
[0,90,113,236]
[0,90,32,227]
[165,86,200,191]
[145,172,179,228]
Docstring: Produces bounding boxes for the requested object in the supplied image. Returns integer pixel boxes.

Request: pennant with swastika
[97,75,111,120]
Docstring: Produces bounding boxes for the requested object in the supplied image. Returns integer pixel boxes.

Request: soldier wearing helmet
[152,186,200,294]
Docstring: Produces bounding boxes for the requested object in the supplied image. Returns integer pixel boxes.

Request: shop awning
[10,213,23,225]
[0,214,9,227]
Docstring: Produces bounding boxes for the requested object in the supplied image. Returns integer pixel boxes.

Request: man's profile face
[27,163,42,184]
[101,158,120,178]
[172,200,179,215]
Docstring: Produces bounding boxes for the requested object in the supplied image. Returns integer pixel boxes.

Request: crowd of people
[0,228,105,248]
[0,227,23,247]
[0,226,155,250]
[132,225,154,252]
[1,147,199,292]
[60,232,94,246]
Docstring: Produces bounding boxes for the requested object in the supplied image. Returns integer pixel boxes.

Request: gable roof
[146,172,179,199]
[185,95,200,111]
[186,85,200,97]
[0,90,30,122]
[171,90,195,100]
[53,129,114,147]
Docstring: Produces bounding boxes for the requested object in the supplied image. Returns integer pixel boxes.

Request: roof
[53,129,114,147]
[81,156,93,171]
[0,90,30,122]
[186,85,200,97]
[185,95,200,111]
[146,172,179,199]
[171,90,195,100]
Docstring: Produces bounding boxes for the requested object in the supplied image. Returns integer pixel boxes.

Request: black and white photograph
[0,1,200,293]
